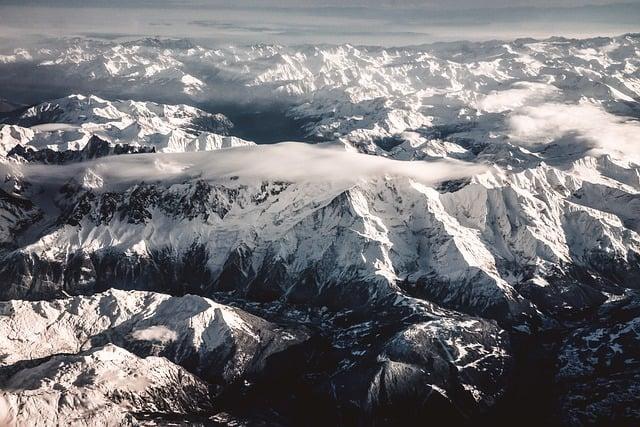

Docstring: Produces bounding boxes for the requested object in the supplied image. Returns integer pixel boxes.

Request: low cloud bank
[7,142,486,191]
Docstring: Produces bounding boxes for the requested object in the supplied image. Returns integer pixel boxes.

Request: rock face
[0,33,639,425]
[0,290,510,425]
[1,35,639,156]
[0,189,41,247]
[326,317,512,424]
[1,151,637,329]
[0,145,638,425]
[7,135,155,164]
[556,291,640,426]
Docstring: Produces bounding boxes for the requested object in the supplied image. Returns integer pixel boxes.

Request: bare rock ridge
[8,135,156,164]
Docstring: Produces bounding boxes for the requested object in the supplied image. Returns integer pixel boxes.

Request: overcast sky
[1,1,638,46]
[4,0,636,7]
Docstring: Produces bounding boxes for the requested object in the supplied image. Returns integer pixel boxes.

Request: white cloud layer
[508,102,640,162]
[7,142,486,191]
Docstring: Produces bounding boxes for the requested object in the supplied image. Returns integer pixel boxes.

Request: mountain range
[0,34,639,425]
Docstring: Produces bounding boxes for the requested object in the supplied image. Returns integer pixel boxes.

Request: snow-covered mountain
[1,35,639,155]
[1,143,637,325]
[0,34,639,425]
[1,344,212,426]
[0,94,253,155]
[0,289,310,385]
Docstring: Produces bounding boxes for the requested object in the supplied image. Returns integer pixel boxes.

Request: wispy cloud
[478,82,560,113]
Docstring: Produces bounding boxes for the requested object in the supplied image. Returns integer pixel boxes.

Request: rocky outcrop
[7,135,155,164]
[556,291,640,426]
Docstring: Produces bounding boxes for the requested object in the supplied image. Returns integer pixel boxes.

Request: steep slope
[556,291,640,425]
[325,317,512,424]
[0,188,41,247]
[0,289,514,424]
[7,134,155,164]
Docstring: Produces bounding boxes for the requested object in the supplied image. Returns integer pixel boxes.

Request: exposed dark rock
[7,135,155,164]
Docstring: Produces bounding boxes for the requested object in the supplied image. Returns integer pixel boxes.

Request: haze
[1,1,638,47]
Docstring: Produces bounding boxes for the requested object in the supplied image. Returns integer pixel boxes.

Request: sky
[0,1,639,46]
[2,0,633,7]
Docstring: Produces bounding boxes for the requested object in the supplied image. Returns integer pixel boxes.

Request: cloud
[131,325,177,343]
[478,82,560,113]
[9,141,487,191]
[508,102,640,162]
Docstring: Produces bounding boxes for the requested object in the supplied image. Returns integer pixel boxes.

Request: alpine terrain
[0,33,639,426]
